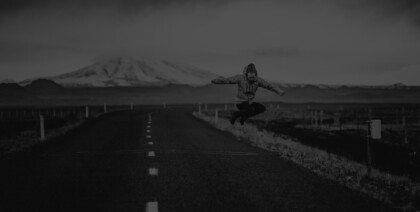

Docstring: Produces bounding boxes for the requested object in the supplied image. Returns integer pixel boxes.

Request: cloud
[248,48,301,58]
[0,0,420,85]
[0,0,229,19]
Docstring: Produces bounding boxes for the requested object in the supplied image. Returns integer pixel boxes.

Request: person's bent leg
[239,102,266,125]
[251,102,266,115]
[230,102,250,125]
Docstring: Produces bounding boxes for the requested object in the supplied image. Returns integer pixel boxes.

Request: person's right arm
[211,75,241,84]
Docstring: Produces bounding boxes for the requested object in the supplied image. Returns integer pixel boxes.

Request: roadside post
[215,108,219,124]
[367,119,381,175]
[85,106,89,118]
[40,115,45,141]
[104,103,107,113]
[403,116,408,144]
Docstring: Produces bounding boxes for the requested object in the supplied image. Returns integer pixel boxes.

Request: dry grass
[194,112,420,212]
[0,117,88,158]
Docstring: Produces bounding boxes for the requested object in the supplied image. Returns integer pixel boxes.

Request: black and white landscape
[1,0,420,211]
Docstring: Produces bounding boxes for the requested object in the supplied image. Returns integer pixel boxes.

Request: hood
[243,63,258,80]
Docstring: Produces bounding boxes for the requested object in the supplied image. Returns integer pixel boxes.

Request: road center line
[148,142,153,145]
[147,135,152,139]
[148,151,155,157]
[146,201,158,212]
[149,168,158,176]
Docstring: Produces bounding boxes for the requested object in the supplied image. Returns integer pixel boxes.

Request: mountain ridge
[20,57,220,87]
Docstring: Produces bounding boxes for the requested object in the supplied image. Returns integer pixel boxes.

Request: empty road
[0,108,398,212]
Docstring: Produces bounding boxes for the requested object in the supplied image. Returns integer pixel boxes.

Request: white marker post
[198,103,202,115]
[131,103,134,110]
[40,115,45,141]
[367,120,381,175]
[205,104,208,112]
[215,109,218,124]
[85,106,89,118]
[403,116,408,144]
[104,103,107,113]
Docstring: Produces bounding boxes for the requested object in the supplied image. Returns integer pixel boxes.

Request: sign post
[215,109,218,124]
[40,115,45,141]
[367,120,381,175]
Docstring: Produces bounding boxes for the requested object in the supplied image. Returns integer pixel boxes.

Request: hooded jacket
[211,64,284,102]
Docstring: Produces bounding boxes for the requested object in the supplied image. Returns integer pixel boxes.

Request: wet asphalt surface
[0,108,399,212]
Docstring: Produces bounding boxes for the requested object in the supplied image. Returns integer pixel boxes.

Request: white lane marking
[146,201,158,212]
[148,142,153,145]
[149,168,158,176]
[148,151,155,157]
[147,135,152,139]
[147,125,151,128]
[147,129,151,133]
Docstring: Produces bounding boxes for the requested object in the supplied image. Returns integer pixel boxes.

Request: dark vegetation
[210,102,420,180]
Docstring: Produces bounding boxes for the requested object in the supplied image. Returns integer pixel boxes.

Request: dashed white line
[147,125,151,129]
[147,129,151,133]
[148,151,155,157]
[148,142,153,145]
[146,201,158,212]
[147,135,152,139]
[149,168,158,176]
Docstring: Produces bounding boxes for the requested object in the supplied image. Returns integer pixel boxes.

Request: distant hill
[21,57,219,87]
[24,79,64,93]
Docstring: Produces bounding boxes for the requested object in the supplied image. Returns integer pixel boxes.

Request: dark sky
[1,0,420,85]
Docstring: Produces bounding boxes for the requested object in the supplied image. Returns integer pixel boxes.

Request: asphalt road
[0,108,398,212]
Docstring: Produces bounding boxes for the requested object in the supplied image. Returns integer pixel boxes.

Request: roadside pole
[85,106,89,118]
[215,108,218,124]
[367,119,381,175]
[40,115,45,141]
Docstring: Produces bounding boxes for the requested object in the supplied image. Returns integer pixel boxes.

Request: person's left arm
[258,78,285,96]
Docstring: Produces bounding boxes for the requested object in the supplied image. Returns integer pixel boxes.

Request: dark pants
[234,101,266,122]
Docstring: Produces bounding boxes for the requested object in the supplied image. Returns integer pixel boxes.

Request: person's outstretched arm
[258,78,285,96]
[211,75,241,84]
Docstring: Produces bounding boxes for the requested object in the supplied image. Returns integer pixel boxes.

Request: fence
[0,104,149,142]
[198,102,420,147]
[198,102,420,176]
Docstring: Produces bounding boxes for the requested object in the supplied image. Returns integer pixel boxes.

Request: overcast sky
[1,0,420,85]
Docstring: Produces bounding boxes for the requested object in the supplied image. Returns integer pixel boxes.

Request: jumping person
[211,63,285,125]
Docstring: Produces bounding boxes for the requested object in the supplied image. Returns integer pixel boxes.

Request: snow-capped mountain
[23,57,220,87]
